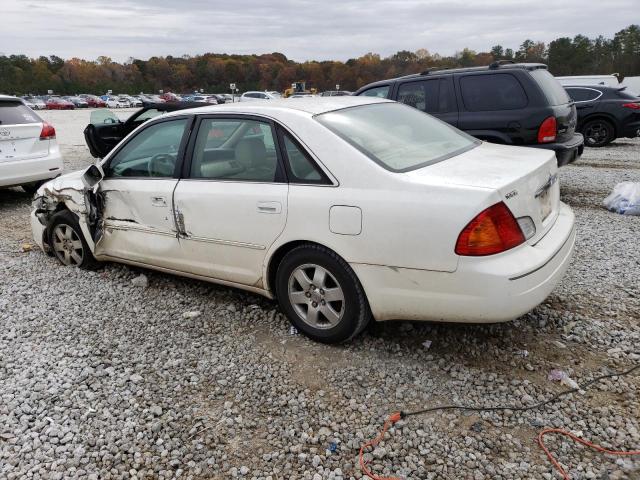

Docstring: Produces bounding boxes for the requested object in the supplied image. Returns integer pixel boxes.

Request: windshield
[530,69,571,105]
[316,102,479,172]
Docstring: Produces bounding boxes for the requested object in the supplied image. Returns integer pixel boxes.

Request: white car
[0,95,64,193]
[30,97,575,343]
[105,96,130,108]
[238,91,279,102]
[556,75,620,87]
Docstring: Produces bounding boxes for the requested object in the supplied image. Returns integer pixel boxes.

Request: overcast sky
[1,0,634,62]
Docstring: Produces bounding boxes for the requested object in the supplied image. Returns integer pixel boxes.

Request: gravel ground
[1,109,639,480]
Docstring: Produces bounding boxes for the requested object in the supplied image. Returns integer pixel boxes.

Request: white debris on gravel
[131,273,148,289]
[0,112,639,479]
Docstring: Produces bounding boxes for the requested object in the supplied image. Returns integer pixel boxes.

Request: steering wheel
[148,153,175,177]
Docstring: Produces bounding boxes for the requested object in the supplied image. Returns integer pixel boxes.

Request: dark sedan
[565,85,640,147]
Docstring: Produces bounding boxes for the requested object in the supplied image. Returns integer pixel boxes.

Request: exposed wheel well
[42,202,73,249]
[266,240,342,298]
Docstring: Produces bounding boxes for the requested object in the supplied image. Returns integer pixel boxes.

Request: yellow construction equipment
[283,81,317,97]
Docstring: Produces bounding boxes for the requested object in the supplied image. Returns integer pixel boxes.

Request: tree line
[1,24,638,96]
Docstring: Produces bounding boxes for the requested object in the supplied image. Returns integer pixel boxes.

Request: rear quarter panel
[264,111,498,274]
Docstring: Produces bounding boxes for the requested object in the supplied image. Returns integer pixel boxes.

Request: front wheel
[48,210,100,270]
[583,119,614,147]
[275,244,371,343]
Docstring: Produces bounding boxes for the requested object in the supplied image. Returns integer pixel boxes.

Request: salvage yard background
[1,109,639,479]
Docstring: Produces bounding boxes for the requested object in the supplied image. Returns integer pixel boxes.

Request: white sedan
[30,97,575,343]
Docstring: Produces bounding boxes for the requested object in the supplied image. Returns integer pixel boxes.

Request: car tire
[47,210,101,270]
[583,119,615,147]
[21,181,45,195]
[275,244,371,343]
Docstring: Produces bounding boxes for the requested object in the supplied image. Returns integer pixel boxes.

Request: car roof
[358,62,548,89]
[165,96,391,117]
[0,94,21,102]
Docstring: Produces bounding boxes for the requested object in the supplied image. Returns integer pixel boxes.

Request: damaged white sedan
[31,97,576,343]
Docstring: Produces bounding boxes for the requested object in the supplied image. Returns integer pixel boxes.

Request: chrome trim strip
[184,235,265,250]
[105,223,176,238]
[534,173,558,198]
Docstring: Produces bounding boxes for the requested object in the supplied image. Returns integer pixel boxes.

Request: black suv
[355,62,584,166]
[564,85,640,147]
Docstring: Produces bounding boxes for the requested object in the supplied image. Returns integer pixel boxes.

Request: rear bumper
[621,121,640,139]
[0,150,64,188]
[528,133,584,167]
[353,202,576,323]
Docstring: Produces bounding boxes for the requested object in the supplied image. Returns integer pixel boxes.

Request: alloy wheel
[52,224,84,266]
[288,263,345,329]
[584,122,609,146]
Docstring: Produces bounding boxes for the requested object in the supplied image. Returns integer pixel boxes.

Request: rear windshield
[530,69,571,105]
[616,87,640,100]
[316,102,479,172]
[0,101,42,125]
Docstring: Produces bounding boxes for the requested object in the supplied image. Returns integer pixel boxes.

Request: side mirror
[82,163,104,190]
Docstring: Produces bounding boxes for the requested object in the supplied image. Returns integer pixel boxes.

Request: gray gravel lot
[1,109,639,479]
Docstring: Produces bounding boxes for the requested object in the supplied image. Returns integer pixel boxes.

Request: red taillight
[622,102,640,110]
[455,202,525,256]
[537,116,557,143]
[40,121,56,140]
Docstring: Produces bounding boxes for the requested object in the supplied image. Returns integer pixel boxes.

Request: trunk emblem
[535,173,558,198]
[505,190,518,199]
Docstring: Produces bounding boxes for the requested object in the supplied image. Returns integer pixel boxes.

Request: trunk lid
[0,123,49,163]
[405,142,560,244]
[0,99,49,163]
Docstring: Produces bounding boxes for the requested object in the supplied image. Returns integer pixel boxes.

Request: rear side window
[460,74,528,111]
[565,87,602,102]
[0,101,41,125]
[359,85,390,98]
[279,130,329,184]
[397,80,439,113]
[530,69,571,106]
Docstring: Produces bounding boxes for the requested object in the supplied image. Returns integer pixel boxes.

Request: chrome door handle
[257,201,282,214]
[151,196,167,207]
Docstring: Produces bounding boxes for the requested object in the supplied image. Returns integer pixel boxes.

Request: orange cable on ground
[537,428,640,480]
[359,412,403,480]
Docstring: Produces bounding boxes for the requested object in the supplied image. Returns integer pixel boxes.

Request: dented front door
[92,118,190,269]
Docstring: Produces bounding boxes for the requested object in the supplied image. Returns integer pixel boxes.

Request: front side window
[460,73,528,111]
[105,118,188,178]
[316,103,479,172]
[359,85,390,98]
[190,118,280,182]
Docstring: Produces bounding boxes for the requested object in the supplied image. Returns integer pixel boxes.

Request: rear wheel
[275,244,371,343]
[583,119,615,147]
[48,210,100,270]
